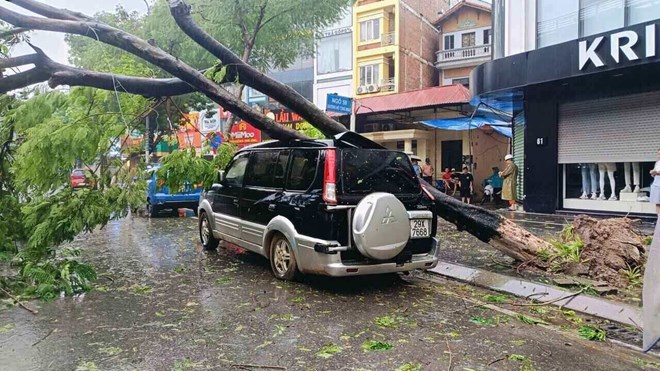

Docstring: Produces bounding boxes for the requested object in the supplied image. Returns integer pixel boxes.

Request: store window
[444,35,455,50]
[359,64,380,86]
[461,32,476,48]
[627,0,660,25]
[558,92,660,214]
[317,33,352,74]
[359,18,380,42]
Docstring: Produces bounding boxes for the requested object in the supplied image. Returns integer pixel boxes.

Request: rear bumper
[295,237,439,277]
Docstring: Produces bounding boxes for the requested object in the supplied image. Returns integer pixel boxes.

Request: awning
[355,85,471,115]
[420,116,512,138]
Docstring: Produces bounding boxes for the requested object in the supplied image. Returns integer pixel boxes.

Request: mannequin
[622,162,641,193]
[589,163,599,200]
[598,163,617,201]
[580,164,590,199]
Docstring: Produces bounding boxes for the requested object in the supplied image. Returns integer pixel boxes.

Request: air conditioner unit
[356,86,367,95]
[367,84,380,93]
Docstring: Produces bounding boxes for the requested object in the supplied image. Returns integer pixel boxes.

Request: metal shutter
[558,91,660,164]
[512,113,525,199]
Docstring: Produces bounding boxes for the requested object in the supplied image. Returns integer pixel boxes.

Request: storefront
[472,20,660,215]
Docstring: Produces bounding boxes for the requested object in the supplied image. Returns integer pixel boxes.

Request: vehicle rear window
[287,150,319,191]
[340,149,420,194]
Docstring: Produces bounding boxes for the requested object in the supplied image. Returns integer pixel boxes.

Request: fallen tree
[0,0,558,266]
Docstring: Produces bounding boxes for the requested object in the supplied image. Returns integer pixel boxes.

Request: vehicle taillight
[323,149,337,205]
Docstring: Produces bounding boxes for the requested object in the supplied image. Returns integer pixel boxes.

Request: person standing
[650,148,660,216]
[421,158,434,185]
[411,156,422,177]
[457,166,474,204]
[441,168,453,194]
[499,154,519,211]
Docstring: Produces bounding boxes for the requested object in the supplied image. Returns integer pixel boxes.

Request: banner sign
[229,121,261,146]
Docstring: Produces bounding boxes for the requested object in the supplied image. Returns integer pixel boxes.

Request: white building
[313,10,354,111]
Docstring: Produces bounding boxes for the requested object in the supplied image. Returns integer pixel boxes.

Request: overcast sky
[6,0,149,64]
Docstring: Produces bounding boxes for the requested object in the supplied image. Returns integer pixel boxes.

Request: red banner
[229,121,261,147]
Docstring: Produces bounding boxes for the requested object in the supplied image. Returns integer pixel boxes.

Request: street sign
[207,132,223,149]
[326,94,352,114]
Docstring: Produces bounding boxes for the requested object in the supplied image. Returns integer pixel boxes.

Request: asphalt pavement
[0,216,657,370]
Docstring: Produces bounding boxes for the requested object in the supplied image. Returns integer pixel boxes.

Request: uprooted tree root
[567,215,649,288]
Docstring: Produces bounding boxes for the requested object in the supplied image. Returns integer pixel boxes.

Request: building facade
[435,0,492,87]
[473,0,660,215]
[353,0,448,98]
[313,11,354,111]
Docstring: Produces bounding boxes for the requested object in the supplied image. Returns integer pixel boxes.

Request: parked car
[70,169,93,189]
[198,132,439,280]
[146,165,202,217]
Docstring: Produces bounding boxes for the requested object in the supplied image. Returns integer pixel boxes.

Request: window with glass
[537,0,579,48]
[580,0,625,37]
[461,32,476,48]
[224,154,249,187]
[444,35,455,50]
[627,0,660,26]
[359,18,381,42]
[245,151,279,188]
[287,150,319,191]
[317,33,352,74]
[483,29,491,45]
[359,64,380,86]
[452,77,470,88]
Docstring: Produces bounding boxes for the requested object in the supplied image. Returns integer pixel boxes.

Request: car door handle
[233,199,239,205]
[268,204,276,211]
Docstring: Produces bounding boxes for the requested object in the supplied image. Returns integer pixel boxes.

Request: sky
[6,0,149,64]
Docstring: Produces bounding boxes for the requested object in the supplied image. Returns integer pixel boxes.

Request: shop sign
[178,113,201,149]
[322,26,351,38]
[199,110,221,133]
[579,23,657,70]
[229,121,261,146]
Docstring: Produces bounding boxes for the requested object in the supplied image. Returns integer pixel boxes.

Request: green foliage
[469,316,495,326]
[642,236,653,246]
[316,343,342,358]
[515,315,548,326]
[361,340,394,352]
[578,325,606,341]
[395,363,422,371]
[545,224,584,268]
[156,143,236,192]
[508,354,536,371]
[374,315,399,328]
[623,263,643,288]
[482,294,508,303]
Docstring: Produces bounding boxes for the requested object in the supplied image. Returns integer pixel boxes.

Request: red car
[70,169,89,188]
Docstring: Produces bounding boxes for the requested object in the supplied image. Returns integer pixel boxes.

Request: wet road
[0,216,657,370]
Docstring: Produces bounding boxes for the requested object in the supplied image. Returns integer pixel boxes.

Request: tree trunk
[420,179,555,265]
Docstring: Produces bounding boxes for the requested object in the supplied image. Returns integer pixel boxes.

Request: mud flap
[643,221,660,352]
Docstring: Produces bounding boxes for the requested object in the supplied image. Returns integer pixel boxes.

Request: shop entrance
[441,140,462,170]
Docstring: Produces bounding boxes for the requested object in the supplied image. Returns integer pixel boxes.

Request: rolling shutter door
[558,91,660,164]
[512,113,525,199]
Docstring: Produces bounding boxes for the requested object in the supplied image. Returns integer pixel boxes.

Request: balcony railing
[381,32,395,46]
[436,44,491,63]
[380,78,396,92]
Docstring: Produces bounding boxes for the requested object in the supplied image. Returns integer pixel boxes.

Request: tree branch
[0,53,38,69]
[168,0,347,137]
[0,67,49,92]
[0,1,305,141]
[0,27,30,39]
[9,0,93,21]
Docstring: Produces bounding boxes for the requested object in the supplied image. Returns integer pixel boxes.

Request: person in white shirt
[650,148,660,216]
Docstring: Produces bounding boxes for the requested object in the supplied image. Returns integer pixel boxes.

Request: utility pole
[145,113,151,164]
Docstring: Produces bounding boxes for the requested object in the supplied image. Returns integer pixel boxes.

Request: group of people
[411,154,519,211]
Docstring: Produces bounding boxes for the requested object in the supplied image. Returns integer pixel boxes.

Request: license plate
[410,219,431,239]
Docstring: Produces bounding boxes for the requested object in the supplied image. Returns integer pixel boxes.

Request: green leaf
[316,343,342,358]
[578,325,606,341]
[361,340,394,352]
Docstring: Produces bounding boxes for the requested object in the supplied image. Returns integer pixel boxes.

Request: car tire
[147,203,161,218]
[269,234,299,281]
[199,211,219,250]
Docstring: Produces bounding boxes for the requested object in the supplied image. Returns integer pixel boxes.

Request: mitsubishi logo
[382,207,397,225]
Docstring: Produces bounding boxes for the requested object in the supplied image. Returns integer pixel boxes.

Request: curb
[427,261,642,328]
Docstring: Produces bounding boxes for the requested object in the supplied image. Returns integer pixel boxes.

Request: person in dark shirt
[457,166,474,204]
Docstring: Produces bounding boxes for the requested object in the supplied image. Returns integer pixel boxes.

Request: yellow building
[353,0,448,98]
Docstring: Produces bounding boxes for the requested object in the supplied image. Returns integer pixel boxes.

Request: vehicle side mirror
[218,170,225,183]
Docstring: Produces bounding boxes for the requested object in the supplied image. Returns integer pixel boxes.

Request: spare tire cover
[352,192,409,260]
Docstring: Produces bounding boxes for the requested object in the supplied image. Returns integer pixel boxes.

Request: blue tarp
[420,116,512,138]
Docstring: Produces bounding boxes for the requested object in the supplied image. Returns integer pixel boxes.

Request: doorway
[441,140,462,171]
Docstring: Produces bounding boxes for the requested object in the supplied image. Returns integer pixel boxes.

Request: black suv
[198,132,439,280]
